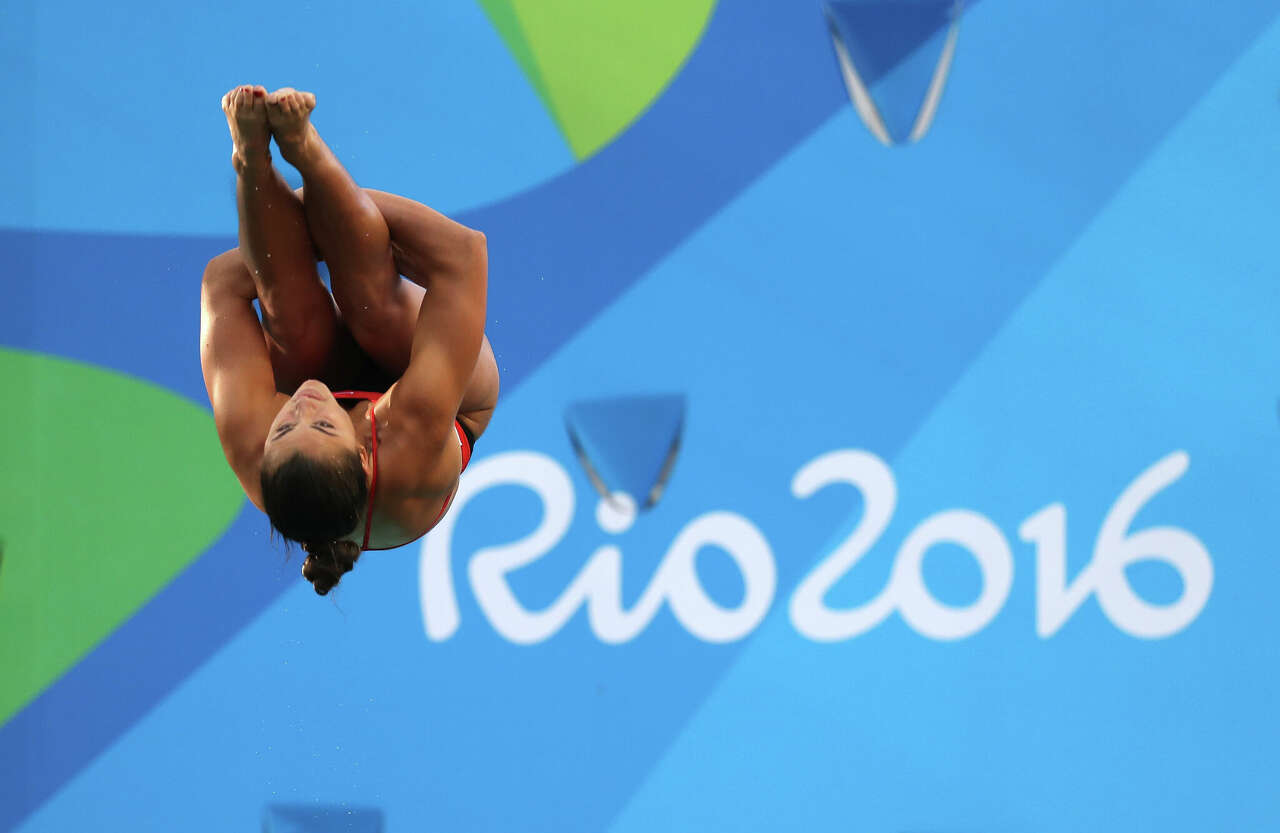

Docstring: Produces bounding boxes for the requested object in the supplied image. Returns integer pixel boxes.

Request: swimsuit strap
[331,391,381,551]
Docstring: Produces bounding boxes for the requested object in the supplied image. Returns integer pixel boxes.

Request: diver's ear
[358,444,371,476]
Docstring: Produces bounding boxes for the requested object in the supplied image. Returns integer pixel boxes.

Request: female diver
[200,85,499,594]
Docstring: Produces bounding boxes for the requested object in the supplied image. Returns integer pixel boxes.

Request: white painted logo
[420,450,1212,644]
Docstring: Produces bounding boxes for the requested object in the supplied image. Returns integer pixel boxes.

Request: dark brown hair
[260,449,367,595]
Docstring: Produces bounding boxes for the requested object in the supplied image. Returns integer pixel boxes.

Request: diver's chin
[293,379,331,402]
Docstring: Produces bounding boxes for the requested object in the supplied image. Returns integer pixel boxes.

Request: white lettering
[892,510,1013,640]
[420,449,1212,645]
[788,450,897,642]
[421,452,573,641]
[1018,452,1212,638]
[1092,451,1213,638]
[656,512,776,643]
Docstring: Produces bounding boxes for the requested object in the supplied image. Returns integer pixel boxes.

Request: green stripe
[476,0,556,116]
[0,350,244,725]
[480,0,718,160]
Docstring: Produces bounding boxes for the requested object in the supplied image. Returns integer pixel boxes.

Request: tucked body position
[200,86,499,594]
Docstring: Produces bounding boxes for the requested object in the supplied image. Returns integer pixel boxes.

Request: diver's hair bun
[259,448,368,594]
[301,539,362,595]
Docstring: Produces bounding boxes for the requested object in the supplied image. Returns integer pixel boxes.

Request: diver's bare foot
[221,85,270,172]
[266,88,318,165]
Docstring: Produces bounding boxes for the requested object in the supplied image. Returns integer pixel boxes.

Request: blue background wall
[3,1,1279,830]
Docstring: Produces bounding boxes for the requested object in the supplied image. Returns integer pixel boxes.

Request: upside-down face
[262,380,364,469]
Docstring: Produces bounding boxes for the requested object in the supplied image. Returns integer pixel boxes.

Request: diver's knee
[202,248,245,282]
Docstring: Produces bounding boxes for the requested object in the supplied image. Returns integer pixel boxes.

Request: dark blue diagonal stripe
[0,504,287,829]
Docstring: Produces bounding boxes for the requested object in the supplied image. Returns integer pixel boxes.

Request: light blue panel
[0,0,572,236]
[14,1,1280,831]
[0,0,35,226]
[608,14,1280,833]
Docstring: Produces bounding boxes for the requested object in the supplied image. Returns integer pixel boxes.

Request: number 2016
[422,450,1212,644]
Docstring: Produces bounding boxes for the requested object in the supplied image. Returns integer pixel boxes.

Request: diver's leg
[223,84,340,380]
[288,184,499,432]
[359,188,499,433]
[202,248,312,392]
[266,89,414,372]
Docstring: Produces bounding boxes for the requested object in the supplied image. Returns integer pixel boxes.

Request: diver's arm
[199,249,279,509]
[386,223,487,470]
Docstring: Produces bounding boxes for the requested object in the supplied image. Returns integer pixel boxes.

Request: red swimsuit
[332,391,475,552]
